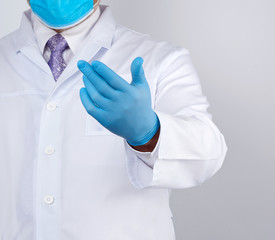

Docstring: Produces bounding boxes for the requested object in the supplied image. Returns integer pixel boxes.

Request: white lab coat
[0,5,227,240]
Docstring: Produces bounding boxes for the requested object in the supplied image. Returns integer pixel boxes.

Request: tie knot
[46,34,68,53]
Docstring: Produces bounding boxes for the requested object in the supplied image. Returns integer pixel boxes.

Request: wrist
[129,126,160,152]
[127,113,160,146]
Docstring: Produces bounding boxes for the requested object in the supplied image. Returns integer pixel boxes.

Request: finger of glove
[130,57,146,87]
[79,88,104,121]
[91,61,130,92]
[78,60,117,99]
[82,76,111,110]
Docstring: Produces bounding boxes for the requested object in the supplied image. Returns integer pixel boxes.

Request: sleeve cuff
[123,110,227,189]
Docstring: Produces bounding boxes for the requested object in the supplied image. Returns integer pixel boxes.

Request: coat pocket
[85,114,113,136]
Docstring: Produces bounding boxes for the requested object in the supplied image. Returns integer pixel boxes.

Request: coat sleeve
[124,46,228,189]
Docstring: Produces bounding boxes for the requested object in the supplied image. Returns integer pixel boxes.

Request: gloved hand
[77,57,160,146]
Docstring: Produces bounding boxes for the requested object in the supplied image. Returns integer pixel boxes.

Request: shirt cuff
[124,128,161,169]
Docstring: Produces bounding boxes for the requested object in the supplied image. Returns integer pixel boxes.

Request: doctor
[0,0,227,239]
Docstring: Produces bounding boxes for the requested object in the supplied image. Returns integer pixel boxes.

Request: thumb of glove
[130,57,147,86]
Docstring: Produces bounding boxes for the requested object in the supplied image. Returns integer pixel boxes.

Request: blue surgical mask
[29,0,97,29]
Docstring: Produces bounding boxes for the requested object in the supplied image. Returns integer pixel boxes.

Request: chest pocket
[85,114,113,136]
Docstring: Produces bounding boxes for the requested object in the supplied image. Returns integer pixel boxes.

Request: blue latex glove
[77,57,160,146]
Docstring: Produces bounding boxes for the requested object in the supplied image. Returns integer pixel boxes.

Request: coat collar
[15,9,37,53]
[13,5,117,84]
[14,5,116,54]
[84,5,116,50]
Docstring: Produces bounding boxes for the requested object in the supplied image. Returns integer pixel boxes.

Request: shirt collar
[15,5,116,54]
[31,6,101,56]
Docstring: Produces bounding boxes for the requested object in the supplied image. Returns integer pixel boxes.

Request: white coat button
[47,102,57,111]
[44,195,55,205]
[45,146,55,155]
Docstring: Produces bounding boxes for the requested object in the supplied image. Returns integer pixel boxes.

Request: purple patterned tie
[46,34,69,81]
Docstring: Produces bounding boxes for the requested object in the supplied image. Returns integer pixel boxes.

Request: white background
[1,0,275,239]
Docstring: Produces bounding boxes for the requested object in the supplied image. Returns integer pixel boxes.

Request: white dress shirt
[0,5,227,240]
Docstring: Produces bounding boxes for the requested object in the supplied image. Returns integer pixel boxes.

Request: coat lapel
[13,6,116,92]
